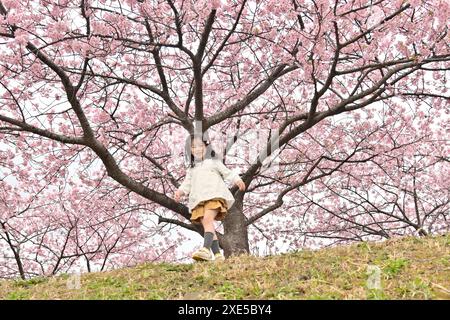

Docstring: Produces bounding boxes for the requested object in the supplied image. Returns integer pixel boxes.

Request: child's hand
[174,190,184,202]
[235,179,246,191]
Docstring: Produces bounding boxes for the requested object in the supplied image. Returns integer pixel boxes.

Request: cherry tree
[0,159,185,279]
[0,0,448,273]
[253,105,449,250]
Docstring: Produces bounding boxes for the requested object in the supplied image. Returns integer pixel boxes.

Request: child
[174,135,246,261]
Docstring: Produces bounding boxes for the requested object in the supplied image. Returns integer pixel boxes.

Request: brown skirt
[190,197,228,224]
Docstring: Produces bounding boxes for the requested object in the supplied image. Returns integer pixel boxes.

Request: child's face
[191,139,206,159]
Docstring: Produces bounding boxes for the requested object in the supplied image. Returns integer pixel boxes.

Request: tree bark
[221,196,250,257]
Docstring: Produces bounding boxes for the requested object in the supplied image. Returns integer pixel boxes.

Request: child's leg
[211,221,221,254]
[200,208,218,250]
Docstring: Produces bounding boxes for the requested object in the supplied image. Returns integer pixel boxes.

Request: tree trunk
[220,196,250,258]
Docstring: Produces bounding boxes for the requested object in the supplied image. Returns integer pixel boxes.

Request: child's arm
[174,168,192,202]
[215,159,246,191]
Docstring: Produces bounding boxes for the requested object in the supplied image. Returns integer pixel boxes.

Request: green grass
[0,234,449,300]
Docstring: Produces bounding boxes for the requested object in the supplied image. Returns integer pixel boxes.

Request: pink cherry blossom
[0,0,448,279]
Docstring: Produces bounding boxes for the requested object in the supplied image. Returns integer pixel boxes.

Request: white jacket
[178,158,242,211]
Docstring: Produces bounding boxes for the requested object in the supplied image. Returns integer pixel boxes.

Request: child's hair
[184,133,218,168]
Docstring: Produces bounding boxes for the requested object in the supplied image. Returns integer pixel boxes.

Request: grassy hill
[1,234,449,300]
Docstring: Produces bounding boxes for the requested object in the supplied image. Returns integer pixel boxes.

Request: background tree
[0,0,448,276]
